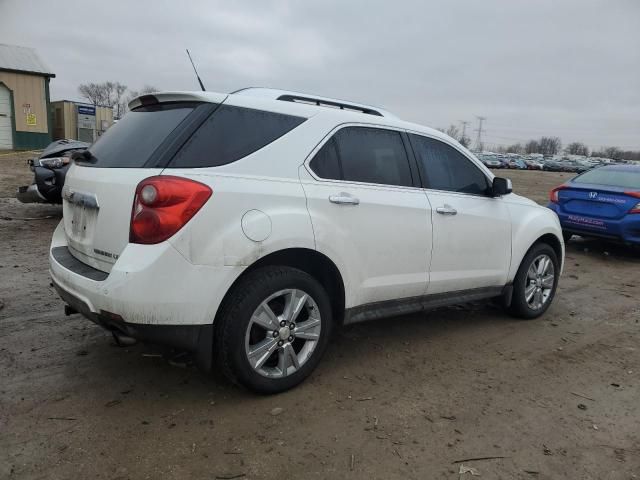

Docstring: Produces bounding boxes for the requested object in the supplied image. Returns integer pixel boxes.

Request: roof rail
[231,87,396,118]
[276,94,381,116]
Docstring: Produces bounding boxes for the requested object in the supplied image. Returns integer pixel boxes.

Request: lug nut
[273,331,279,338]
[288,336,294,342]
[278,340,284,347]
[290,323,295,329]
[280,320,287,327]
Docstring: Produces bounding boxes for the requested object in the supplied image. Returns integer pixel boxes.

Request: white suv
[50,88,563,393]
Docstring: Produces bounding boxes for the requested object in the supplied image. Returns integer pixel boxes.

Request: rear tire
[508,243,559,319]
[214,266,332,394]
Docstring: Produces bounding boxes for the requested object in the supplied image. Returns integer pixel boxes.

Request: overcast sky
[1,0,638,150]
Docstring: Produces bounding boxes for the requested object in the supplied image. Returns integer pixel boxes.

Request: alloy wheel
[525,254,555,310]
[244,288,322,378]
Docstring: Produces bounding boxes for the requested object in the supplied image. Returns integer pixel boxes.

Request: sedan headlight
[38,157,67,169]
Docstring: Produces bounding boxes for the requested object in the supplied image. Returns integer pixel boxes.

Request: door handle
[329,193,360,205]
[436,204,457,215]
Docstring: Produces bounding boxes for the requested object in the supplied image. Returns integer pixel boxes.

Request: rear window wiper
[71,150,99,165]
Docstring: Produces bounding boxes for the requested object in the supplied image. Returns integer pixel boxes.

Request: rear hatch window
[80,103,206,168]
[80,103,305,169]
[167,105,306,168]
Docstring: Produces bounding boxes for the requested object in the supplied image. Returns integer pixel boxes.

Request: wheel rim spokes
[251,303,279,331]
[278,343,300,377]
[247,337,279,370]
[525,254,555,310]
[294,317,321,340]
[283,289,308,324]
[245,288,321,378]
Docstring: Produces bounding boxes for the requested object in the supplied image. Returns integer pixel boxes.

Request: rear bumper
[52,276,213,367]
[49,221,244,345]
[548,203,640,244]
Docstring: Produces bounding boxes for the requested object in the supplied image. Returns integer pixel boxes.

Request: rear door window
[168,105,306,168]
[410,134,490,195]
[332,127,413,187]
[84,103,197,168]
[309,138,342,180]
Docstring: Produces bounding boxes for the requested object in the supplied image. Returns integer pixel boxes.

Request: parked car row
[478,153,609,173]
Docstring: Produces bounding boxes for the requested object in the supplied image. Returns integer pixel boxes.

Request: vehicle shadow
[56,298,516,405]
[565,235,640,262]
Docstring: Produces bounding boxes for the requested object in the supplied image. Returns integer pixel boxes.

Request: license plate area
[70,204,98,241]
[63,189,100,249]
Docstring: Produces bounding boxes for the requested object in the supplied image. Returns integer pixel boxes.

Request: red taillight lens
[625,191,640,214]
[130,176,212,244]
[549,185,567,203]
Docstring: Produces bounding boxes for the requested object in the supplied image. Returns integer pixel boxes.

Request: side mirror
[492,177,512,197]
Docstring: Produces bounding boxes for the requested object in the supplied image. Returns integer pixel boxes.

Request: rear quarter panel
[168,172,315,267]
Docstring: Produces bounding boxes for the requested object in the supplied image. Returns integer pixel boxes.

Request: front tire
[214,266,332,394]
[508,243,559,319]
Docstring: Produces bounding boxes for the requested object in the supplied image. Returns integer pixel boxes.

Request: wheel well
[225,248,346,324]
[534,233,563,264]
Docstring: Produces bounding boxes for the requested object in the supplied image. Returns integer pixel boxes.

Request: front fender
[507,202,564,281]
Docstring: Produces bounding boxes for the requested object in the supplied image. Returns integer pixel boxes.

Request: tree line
[439,123,640,161]
[495,139,640,161]
[78,81,158,120]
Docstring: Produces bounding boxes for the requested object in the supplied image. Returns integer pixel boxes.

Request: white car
[50,88,564,393]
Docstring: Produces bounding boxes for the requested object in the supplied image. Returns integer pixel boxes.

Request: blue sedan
[547,165,640,245]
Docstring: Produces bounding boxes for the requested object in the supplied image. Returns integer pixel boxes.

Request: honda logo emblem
[589,191,598,199]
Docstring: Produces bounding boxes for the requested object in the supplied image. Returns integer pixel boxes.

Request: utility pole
[459,120,470,139]
[474,116,486,152]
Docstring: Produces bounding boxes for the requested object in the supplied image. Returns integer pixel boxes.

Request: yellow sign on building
[26,113,37,126]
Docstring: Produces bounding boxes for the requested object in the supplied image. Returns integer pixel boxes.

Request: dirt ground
[1,155,638,480]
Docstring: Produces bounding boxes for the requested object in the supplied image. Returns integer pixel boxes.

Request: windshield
[84,103,197,168]
[573,168,640,189]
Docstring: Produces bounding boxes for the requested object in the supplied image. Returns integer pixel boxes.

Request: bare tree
[437,124,470,148]
[78,82,109,107]
[446,125,460,139]
[525,140,539,154]
[566,142,589,156]
[505,143,524,154]
[79,82,161,119]
[592,146,624,160]
[538,136,562,155]
[113,83,128,120]
[458,135,471,148]
[78,81,128,117]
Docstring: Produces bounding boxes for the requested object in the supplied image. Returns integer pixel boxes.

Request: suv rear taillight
[626,191,640,214]
[130,176,212,244]
[549,185,567,203]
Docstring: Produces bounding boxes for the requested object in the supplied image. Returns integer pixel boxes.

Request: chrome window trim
[303,122,423,192]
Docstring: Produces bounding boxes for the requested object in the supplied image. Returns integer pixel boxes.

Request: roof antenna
[186,49,206,91]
